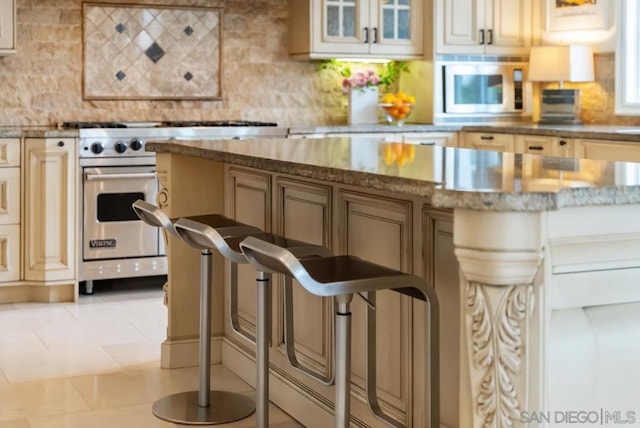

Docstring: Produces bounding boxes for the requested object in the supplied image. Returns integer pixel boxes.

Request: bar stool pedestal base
[152,391,255,425]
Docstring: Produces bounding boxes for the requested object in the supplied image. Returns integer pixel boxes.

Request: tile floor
[0,277,302,428]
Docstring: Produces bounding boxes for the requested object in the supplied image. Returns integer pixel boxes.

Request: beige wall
[0,2,637,126]
[0,0,345,127]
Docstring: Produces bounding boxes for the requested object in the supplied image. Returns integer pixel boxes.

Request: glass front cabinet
[289,0,424,59]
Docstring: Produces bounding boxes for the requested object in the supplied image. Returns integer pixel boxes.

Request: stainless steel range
[71,121,287,294]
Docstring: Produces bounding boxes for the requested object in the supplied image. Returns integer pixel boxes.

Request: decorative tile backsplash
[83,3,222,100]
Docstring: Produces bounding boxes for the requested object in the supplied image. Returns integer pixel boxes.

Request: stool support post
[256,271,271,428]
[335,294,353,428]
[198,249,213,408]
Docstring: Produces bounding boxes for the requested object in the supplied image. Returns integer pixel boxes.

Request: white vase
[348,86,379,125]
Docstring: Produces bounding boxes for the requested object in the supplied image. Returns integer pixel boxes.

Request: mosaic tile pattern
[83,3,222,100]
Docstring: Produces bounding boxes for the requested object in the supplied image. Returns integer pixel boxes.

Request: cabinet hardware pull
[364,26,369,44]
[487,29,493,45]
[559,140,567,146]
[372,27,378,43]
[528,146,544,151]
[419,142,436,146]
[480,135,494,140]
[57,141,65,147]
[479,29,485,45]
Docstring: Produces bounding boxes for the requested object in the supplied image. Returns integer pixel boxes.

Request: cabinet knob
[57,141,65,147]
[559,140,567,146]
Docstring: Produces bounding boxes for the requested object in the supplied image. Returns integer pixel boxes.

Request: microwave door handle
[85,172,157,181]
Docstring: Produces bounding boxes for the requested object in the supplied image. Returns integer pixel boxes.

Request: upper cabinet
[289,0,424,60]
[0,0,15,55]
[435,0,534,55]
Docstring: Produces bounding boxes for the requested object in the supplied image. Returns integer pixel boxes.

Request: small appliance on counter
[67,121,287,294]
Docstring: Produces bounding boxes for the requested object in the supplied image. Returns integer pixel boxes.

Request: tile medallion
[83,3,222,100]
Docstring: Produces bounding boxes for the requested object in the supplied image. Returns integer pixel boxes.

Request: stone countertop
[0,127,78,138]
[146,137,640,212]
[288,123,462,135]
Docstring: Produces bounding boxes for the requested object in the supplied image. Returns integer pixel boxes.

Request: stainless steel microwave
[443,64,526,114]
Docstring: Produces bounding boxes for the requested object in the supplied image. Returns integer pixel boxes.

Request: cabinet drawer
[0,224,20,283]
[0,138,20,167]
[0,167,20,224]
[462,132,514,152]
[402,132,458,147]
[573,139,640,162]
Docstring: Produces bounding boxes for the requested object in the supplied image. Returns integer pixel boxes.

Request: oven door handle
[85,172,157,181]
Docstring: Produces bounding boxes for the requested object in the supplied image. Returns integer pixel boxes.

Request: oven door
[83,165,160,261]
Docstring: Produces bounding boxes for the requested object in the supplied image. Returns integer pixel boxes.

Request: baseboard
[0,283,75,304]
[160,335,223,369]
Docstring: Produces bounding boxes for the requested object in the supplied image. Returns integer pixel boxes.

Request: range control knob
[115,141,127,154]
[130,138,143,151]
[90,142,104,154]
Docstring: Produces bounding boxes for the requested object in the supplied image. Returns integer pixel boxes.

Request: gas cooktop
[62,120,278,129]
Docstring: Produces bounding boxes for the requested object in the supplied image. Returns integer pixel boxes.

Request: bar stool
[240,236,440,428]
[174,218,333,428]
[132,200,259,425]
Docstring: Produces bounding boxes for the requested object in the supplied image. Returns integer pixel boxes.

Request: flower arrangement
[342,69,380,91]
[319,59,409,92]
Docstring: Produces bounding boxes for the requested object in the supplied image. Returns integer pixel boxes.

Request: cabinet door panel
[0,167,19,225]
[313,0,369,55]
[0,224,19,283]
[24,138,75,281]
[573,139,640,162]
[486,0,531,53]
[339,190,412,423]
[370,0,423,57]
[0,138,20,167]
[436,0,483,54]
[227,168,271,338]
[0,0,15,52]
[276,178,333,379]
[422,208,459,428]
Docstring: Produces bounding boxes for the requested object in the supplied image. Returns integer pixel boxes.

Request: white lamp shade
[528,45,595,83]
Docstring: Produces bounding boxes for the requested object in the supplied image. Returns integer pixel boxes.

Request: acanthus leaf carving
[468,282,534,428]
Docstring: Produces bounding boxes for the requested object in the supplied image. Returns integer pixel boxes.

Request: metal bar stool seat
[132,200,260,425]
[239,236,440,428]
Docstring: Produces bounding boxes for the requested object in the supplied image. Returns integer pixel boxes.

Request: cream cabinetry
[275,178,334,381]
[462,131,515,152]
[225,167,271,340]
[288,0,424,59]
[514,134,573,157]
[573,138,640,163]
[402,131,458,147]
[435,0,533,55]
[23,138,76,282]
[0,0,15,55]
[338,190,414,424]
[0,138,20,283]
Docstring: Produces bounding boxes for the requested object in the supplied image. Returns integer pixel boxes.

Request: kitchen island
[148,137,640,428]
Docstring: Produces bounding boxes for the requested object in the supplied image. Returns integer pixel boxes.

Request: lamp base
[539,89,582,124]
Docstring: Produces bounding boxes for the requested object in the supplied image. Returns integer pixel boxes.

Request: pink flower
[343,69,380,89]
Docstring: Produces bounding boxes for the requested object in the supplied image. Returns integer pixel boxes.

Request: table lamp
[528,45,595,124]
